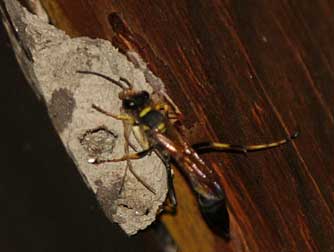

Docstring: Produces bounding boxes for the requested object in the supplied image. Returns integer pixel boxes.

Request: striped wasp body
[78,70,298,239]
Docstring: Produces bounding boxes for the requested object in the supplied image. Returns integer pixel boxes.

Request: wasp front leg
[92,104,135,124]
[92,103,138,149]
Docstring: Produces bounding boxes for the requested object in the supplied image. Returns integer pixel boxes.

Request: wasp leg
[155,153,177,213]
[165,164,177,213]
[92,104,135,123]
[119,77,134,89]
[193,132,299,153]
[193,142,247,153]
[91,148,153,164]
[155,102,184,123]
[126,158,156,194]
[120,121,156,194]
[91,103,137,151]
[128,141,138,152]
[77,70,130,89]
[160,91,183,117]
[118,121,132,194]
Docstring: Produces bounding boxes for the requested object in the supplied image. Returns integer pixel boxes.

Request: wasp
[77,70,298,240]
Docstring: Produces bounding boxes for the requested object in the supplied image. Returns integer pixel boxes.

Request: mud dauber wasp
[77,70,298,240]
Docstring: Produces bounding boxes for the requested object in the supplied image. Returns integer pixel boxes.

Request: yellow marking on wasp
[157,122,166,132]
[245,139,287,150]
[114,114,134,121]
[143,125,150,131]
[139,107,152,117]
[212,143,232,148]
[209,138,289,152]
[155,103,169,112]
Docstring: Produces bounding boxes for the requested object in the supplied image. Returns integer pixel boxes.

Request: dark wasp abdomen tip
[198,195,230,240]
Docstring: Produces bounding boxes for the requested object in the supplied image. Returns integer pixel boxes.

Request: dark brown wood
[40,0,334,251]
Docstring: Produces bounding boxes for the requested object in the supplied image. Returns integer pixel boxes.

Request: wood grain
[40,0,334,251]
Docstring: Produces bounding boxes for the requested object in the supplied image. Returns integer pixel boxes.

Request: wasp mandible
[77,70,298,239]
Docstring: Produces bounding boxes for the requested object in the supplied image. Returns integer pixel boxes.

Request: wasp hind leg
[193,132,299,153]
[156,154,177,214]
[165,163,177,214]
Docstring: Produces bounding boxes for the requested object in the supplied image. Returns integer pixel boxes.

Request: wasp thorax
[121,90,150,110]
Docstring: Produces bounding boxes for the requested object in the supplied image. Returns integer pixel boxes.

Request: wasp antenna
[119,77,134,89]
[76,70,127,90]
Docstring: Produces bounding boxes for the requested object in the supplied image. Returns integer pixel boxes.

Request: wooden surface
[39,1,334,251]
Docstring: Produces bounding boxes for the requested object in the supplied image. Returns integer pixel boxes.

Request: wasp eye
[142,91,150,100]
[123,99,137,110]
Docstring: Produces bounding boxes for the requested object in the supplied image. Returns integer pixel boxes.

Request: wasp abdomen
[198,195,230,240]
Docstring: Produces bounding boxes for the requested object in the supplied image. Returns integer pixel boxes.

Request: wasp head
[76,71,151,111]
[119,90,150,111]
